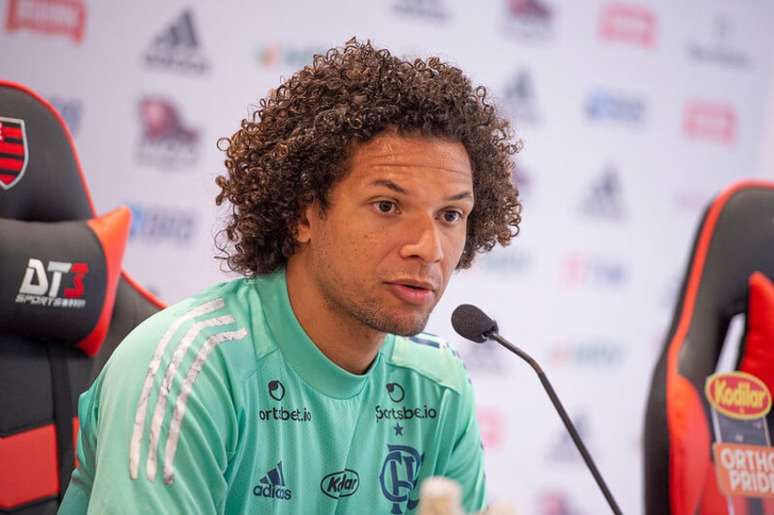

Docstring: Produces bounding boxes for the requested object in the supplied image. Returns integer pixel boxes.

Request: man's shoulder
[103,278,261,389]
[385,332,469,395]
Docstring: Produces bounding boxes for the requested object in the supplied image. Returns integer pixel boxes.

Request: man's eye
[375,200,397,214]
[442,210,463,223]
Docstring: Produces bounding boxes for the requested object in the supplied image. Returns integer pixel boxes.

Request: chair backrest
[644,181,774,515]
[0,80,165,514]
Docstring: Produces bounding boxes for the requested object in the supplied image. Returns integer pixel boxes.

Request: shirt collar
[256,268,391,399]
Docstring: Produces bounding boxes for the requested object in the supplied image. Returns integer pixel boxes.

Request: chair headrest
[0,208,130,356]
[0,80,95,221]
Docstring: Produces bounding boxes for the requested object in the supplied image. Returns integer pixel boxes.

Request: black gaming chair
[0,81,164,514]
[644,181,774,515]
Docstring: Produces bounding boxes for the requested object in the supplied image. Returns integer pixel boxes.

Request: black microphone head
[451,304,498,343]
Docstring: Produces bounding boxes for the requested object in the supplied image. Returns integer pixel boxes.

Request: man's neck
[285,259,384,375]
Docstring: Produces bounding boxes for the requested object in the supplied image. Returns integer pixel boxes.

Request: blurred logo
[127,203,197,245]
[683,101,737,144]
[5,0,86,43]
[502,70,540,124]
[598,3,657,48]
[672,190,712,215]
[585,90,644,124]
[479,247,532,274]
[548,412,594,462]
[256,42,325,70]
[49,96,82,136]
[477,407,506,449]
[458,337,506,375]
[537,490,585,515]
[143,8,209,74]
[503,0,553,40]
[687,15,750,69]
[579,166,626,220]
[549,339,625,368]
[0,116,28,190]
[135,96,200,169]
[392,0,449,22]
[561,254,627,288]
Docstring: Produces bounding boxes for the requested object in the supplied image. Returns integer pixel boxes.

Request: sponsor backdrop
[3,0,774,513]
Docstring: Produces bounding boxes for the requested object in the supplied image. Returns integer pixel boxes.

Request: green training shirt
[60,269,486,514]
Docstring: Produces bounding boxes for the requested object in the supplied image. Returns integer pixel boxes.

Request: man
[60,39,521,514]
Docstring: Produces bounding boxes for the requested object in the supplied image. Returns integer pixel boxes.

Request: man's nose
[399,214,444,264]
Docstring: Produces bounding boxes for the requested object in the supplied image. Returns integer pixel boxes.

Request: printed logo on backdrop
[548,412,594,462]
[585,90,645,125]
[537,490,585,515]
[0,117,29,190]
[578,166,626,221]
[49,96,82,136]
[477,407,506,450]
[127,203,197,246]
[135,97,200,170]
[143,8,210,74]
[5,0,86,43]
[687,15,751,69]
[458,337,507,375]
[479,247,533,275]
[560,254,627,289]
[502,0,554,41]
[15,258,88,308]
[256,43,325,70]
[683,101,737,144]
[598,3,657,48]
[501,70,540,125]
[391,0,449,23]
[549,338,625,369]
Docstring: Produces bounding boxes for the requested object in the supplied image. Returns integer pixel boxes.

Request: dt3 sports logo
[379,444,423,514]
[5,0,86,43]
[253,462,292,501]
[320,468,359,499]
[15,258,88,308]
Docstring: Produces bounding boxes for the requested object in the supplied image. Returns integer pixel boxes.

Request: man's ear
[294,202,317,244]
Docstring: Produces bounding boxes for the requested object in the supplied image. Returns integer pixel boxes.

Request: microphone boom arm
[485,330,623,515]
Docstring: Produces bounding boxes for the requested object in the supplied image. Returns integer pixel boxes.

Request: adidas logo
[580,167,626,220]
[253,462,293,501]
[143,9,210,74]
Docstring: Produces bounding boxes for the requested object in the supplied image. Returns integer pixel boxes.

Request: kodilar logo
[706,372,772,420]
[320,469,359,499]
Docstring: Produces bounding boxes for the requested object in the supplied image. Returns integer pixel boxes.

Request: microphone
[451,304,623,515]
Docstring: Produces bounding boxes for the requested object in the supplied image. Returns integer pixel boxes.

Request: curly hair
[216,38,522,275]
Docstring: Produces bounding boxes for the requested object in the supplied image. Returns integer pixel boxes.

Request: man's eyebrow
[446,191,473,202]
[370,179,408,194]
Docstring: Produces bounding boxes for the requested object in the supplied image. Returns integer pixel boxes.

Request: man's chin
[372,312,431,337]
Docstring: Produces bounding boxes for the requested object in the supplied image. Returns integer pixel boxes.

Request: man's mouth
[384,279,437,306]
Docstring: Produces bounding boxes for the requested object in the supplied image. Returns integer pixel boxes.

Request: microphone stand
[485,331,623,515]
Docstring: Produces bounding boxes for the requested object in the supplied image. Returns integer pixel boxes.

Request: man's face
[295,132,474,336]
